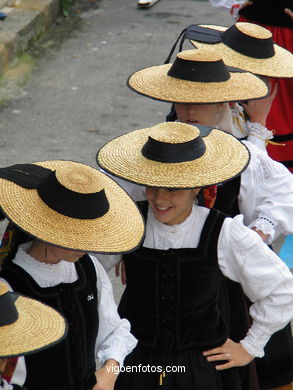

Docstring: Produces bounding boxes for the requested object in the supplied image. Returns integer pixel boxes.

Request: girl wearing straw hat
[96,121,293,390]
[188,21,293,172]
[109,47,293,390]
[237,1,293,171]
[0,160,145,390]
[0,281,67,390]
[162,32,293,390]
[126,47,293,249]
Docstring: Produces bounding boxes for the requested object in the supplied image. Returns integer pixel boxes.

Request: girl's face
[146,187,200,226]
[174,103,224,127]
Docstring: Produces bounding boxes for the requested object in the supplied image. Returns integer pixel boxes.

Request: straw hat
[97,122,250,189]
[127,48,268,104]
[0,161,144,254]
[0,282,67,358]
[190,23,293,78]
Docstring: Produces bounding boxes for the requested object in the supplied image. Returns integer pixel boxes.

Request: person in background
[207,1,293,171]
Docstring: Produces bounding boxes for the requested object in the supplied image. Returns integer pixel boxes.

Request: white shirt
[0,243,137,387]
[97,205,293,358]
[208,0,245,18]
[208,0,245,10]
[0,379,13,390]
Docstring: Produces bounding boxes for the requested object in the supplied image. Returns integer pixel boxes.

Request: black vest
[0,254,99,390]
[119,205,229,352]
[213,175,241,217]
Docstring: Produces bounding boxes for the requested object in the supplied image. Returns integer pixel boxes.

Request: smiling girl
[97,121,293,390]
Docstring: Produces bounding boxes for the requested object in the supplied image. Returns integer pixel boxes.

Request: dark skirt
[255,324,293,388]
[114,343,250,390]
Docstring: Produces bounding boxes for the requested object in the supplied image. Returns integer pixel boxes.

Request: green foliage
[60,0,75,17]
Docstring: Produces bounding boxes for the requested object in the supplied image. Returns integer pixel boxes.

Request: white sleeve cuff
[97,343,131,368]
[248,217,275,244]
[247,121,274,141]
[240,339,265,358]
[240,325,272,358]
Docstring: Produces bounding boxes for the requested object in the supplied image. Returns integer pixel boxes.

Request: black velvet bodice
[213,175,241,217]
[119,206,228,352]
[0,254,99,390]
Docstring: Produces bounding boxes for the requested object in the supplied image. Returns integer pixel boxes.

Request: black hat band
[0,164,110,220]
[37,171,109,220]
[142,135,206,163]
[168,57,230,82]
[221,24,275,59]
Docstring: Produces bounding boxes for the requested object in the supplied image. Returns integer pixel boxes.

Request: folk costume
[126,49,293,244]
[158,34,293,389]
[0,161,144,390]
[189,21,293,171]
[96,122,293,390]
[238,1,293,172]
[0,243,136,390]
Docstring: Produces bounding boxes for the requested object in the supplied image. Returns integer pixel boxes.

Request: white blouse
[208,0,245,11]
[0,243,137,387]
[208,0,246,18]
[0,379,13,390]
[112,139,293,244]
[97,205,293,359]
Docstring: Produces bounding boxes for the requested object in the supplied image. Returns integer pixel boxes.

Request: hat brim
[97,128,250,189]
[0,292,67,358]
[190,25,293,78]
[127,63,268,104]
[0,161,145,254]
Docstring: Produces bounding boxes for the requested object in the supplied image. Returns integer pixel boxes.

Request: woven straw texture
[97,122,250,189]
[0,161,145,254]
[128,49,268,103]
[0,283,67,358]
[191,23,293,78]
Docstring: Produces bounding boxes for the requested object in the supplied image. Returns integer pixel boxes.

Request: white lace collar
[13,242,76,285]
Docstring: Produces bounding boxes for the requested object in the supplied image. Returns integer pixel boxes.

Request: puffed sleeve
[218,215,293,358]
[239,141,293,243]
[89,255,137,367]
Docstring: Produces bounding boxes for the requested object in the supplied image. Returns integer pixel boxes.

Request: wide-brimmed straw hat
[0,282,67,358]
[190,23,293,78]
[97,122,250,189]
[127,48,268,104]
[0,160,144,254]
